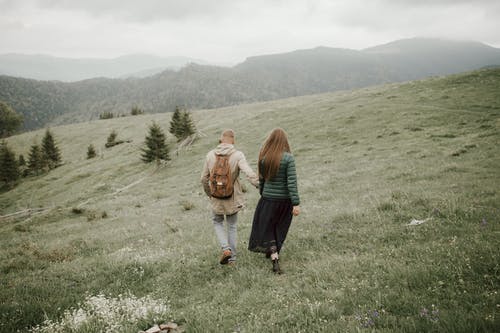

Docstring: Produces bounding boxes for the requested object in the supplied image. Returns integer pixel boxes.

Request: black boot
[272,258,282,274]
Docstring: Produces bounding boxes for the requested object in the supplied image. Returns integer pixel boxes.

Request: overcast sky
[1,0,499,64]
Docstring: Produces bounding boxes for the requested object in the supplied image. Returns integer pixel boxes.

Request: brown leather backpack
[209,153,234,199]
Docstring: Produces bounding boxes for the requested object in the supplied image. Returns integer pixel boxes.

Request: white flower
[31,292,169,333]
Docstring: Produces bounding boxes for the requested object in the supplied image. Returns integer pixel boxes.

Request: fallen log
[0,207,54,221]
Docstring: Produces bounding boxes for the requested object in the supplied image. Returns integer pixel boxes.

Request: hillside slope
[1,69,499,332]
[1,38,499,131]
[363,38,500,79]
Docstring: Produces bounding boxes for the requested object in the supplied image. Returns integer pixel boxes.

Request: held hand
[292,205,300,216]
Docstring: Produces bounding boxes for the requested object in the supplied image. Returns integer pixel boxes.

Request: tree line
[0,129,61,189]
[0,106,196,191]
[0,101,23,138]
[99,106,144,120]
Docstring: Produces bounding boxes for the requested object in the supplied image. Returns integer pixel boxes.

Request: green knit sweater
[260,152,300,206]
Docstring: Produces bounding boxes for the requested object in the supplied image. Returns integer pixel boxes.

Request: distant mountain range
[1,38,499,130]
[0,54,207,81]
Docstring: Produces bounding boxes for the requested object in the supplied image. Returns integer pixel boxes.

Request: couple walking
[200,128,300,274]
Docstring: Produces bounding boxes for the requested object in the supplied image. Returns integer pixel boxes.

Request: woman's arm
[286,154,300,206]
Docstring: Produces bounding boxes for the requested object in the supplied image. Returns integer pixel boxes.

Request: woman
[248,128,300,274]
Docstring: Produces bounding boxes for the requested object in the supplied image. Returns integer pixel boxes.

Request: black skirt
[248,197,293,253]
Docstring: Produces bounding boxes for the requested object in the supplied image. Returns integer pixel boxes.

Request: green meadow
[1,69,499,332]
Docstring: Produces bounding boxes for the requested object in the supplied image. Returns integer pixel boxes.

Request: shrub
[378,202,396,212]
[105,130,125,148]
[451,148,467,157]
[13,224,31,232]
[86,211,97,221]
[71,207,84,214]
[180,200,194,211]
[87,144,96,159]
[107,130,117,145]
[99,112,114,120]
[131,106,144,115]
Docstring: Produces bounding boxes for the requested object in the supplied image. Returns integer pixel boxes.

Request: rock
[145,325,161,333]
[407,218,430,226]
[160,322,179,330]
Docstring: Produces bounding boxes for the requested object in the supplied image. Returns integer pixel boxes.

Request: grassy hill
[1,69,499,332]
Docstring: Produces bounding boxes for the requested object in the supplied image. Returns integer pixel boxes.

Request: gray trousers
[212,212,238,262]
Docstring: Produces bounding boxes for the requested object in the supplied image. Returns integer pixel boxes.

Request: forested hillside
[1,38,499,131]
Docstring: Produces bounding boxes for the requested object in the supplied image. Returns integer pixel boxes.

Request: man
[201,129,259,265]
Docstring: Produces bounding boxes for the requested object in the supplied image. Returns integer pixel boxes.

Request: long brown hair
[258,128,291,180]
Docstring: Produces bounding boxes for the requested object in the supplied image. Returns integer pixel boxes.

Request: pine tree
[105,130,117,148]
[41,129,61,169]
[141,122,170,164]
[104,130,125,148]
[180,110,196,139]
[18,154,28,177]
[0,141,19,187]
[28,143,43,175]
[87,144,96,159]
[131,106,144,115]
[169,106,183,140]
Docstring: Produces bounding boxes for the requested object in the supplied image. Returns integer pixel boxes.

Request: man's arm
[200,154,211,196]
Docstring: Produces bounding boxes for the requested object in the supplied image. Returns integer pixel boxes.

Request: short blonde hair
[220,129,235,142]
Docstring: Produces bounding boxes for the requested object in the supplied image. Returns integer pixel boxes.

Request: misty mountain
[235,38,500,92]
[0,54,207,82]
[1,38,499,131]
[363,38,500,80]
[235,46,393,94]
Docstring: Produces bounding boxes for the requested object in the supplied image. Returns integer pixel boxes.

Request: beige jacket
[201,143,259,215]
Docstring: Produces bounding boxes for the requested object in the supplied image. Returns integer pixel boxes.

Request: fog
[1,0,499,64]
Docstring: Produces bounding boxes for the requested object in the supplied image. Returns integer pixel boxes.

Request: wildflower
[430,305,440,322]
[420,305,439,323]
[355,308,382,328]
[31,293,169,333]
[365,318,375,327]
